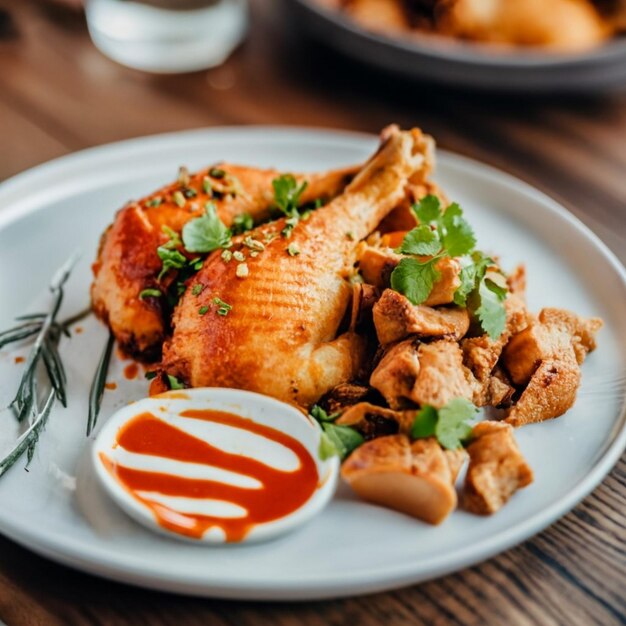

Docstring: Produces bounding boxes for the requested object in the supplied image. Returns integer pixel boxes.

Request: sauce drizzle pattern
[101,409,319,541]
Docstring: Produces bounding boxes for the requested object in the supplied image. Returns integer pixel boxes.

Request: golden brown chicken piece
[161,127,434,407]
[370,338,480,409]
[91,163,357,359]
[342,434,458,525]
[462,421,533,515]
[373,288,470,345]
[504,308,602,427]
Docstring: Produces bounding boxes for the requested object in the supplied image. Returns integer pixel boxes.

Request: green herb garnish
[286,243,300,257]
[139,288,162,300]
[172,190,186,208]
[167,374,185,390]
[310,405,361,460]
[145,371,157,380]
[209,167,226,179]
[273,174,307,218]
[198,305,209,315]
[231,213,254,235]
[411,398,478,450]
[182,203,231,254]
[391,195,506,339]
[213,297,232,316]
[191,284,204,296]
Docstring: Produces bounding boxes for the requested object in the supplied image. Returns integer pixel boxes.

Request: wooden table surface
[0,1,625,624]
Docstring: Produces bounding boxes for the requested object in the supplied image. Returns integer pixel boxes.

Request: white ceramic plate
[288,0,626,92]
[0,127,624,600]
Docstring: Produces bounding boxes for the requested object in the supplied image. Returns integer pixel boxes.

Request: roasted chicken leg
[161,127,434,406]
[91,163,357,359]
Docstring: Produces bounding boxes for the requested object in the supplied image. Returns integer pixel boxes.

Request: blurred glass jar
[85,0,248,73]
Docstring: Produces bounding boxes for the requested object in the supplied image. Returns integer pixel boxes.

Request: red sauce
[101,409,319,541]
[14,356,24,364]
[124,363,139,380]
[105,382,117,390]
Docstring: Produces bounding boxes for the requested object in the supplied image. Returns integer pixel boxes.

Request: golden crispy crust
[162,128,435,406]
[463,421,533,515]
[91,163,358,360]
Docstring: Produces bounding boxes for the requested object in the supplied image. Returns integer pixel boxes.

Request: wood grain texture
[0,0,624,624]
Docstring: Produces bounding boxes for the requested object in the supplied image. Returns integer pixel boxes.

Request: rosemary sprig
[0,389,55,478]
[0,254,80,477]
[87,332,114,436]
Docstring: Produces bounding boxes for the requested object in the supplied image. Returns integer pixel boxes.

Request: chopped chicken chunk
[463,421,533,515]
[370,338,479,409]
[373,289,470,345]
[502,307,602,427]
[336,401,416,437]
[506,352,581,427]
[342,435,457,524]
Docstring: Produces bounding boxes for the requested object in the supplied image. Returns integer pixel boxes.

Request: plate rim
[0,125,624,599]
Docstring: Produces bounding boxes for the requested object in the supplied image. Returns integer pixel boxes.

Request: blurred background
[0,0,624,266]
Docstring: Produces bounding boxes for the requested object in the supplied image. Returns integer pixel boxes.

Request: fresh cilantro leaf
[411,405,438,439]
[436,398,477,450]
[322,422,363,460]
[453,261,476,307]
[231,212,254,235]
[182,203,231,253]
[390,258,441,305]
[272,174,308,217]
[167,374,185,390]
[161,225,182,249]
[157,247,187,281]
[318,431,338,460]
[441,203,476,257]
[398,225,441,257]
[412,195,441,224]
[476,278,507,340]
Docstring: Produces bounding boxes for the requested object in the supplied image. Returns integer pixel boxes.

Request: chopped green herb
[209,167,226,179]
[410,405,438,439]
[310,405,339,422]
[390,257,441,306]
[146,197,162,207]
[213,297,232,316]
[145,371,157,380]
[233,250,245,262]
[236,263,249,278]
[183,187,197,199]
[139,288,162,300]
[161,225,182,249]
[198,305,209,315]
[157,247,187,281]
[178,166,190,186]
[321,422,364,460]
[476,277,507,340]
[397,224,441,257]
[286,243,300,256]
[272,174,307,218]
[243,235,264,252]
[232,213,254,235]
[191,284,204,296]
[182,203,231,253]
[411,398,478,450]
[172,190,186,208]
[202,176,213,195]
[318,431,337,461]
[281,216,299,239]
[167,374,185,390]
[221,249,233,262]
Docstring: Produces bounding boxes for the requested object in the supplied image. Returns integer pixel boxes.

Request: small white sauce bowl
[92,388,339,544]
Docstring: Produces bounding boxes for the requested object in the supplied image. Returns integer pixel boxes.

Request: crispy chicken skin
[161,127,435,407]
[342,434,458,525]
[91,163,357,359]
[463,421,533,515]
